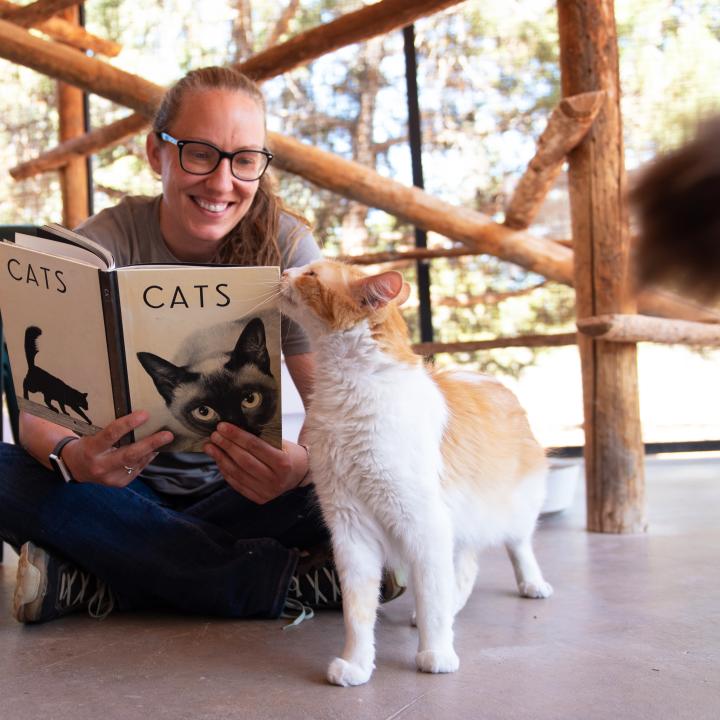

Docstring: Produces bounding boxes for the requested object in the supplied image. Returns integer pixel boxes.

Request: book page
[0,242,116,436]
[41,223,115,269]
[12,234,108,269]
[116,265,282,452]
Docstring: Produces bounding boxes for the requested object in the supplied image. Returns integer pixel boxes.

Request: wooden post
[57,4,88,228]
[558,0,646,533]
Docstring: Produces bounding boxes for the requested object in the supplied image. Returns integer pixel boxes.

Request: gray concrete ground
[1,455,718,720]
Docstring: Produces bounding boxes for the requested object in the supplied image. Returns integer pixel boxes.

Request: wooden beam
[8,0,463,179]
[270,131,576,283]
[11,113,148,180]
[559,0,646,534]
[412,332,578,355]
[56,5,88,228]
[0,0,121,55]
[504,91,605,229]
[0,0,80,27]
[338,247,473,265]
[577,314,720,345]
[0,19,164,115]
[239,0,464,80]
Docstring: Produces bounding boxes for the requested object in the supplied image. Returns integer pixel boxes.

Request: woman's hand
[204,422,309,504]
[62,411,174,487]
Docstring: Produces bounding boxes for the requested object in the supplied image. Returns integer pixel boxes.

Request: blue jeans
[0,442,328,618]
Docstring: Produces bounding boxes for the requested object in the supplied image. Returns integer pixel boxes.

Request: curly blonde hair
[152,66,310,267]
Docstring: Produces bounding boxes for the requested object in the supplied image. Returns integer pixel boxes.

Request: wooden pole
[558,0,646,534]
[577,314,720,345]
[504,91,605,229]
[56,4,88,228]
[0,0,120,55]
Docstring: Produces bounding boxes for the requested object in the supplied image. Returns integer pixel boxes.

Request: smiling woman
[0,66,350,628]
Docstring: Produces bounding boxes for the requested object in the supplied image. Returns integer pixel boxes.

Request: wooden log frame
[1,12,719,326]
[412,332,577,356]
[9,0,464,178]
[56,4,88,229]
[503,90,605,230]
[0,0,121,55]
[577,314,720,346]
[559,0,646,534]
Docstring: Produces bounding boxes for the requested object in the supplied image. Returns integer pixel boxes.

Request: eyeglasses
[157,131,273,181]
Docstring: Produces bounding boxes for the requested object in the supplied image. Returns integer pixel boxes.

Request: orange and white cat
[279,260,552,687]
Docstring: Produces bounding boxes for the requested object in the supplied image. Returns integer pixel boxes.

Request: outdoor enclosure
[1,0,719,534]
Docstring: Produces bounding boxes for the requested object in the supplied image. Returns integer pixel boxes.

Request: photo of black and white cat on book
[22,325,93,426]
[136,316,280,453]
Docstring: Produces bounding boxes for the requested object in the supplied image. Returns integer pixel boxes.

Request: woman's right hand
[62,411,174,487]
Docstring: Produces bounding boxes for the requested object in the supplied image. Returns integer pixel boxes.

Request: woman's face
[147,88,266,262]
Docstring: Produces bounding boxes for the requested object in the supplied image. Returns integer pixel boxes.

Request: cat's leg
[453,544,479,616]
[326,527,383,687]
[42,394,59,413]
[505,534,553,599]
[411,514,460,674]
[74,407,93,424]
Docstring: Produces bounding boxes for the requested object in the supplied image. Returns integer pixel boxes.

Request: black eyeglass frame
[157,131,273,181]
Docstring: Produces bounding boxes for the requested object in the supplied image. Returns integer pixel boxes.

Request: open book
[0,224,281,451]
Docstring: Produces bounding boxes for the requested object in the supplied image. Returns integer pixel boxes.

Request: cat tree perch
[2,0,719,533]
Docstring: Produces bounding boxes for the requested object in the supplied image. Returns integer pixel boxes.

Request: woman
[0,66,344,623]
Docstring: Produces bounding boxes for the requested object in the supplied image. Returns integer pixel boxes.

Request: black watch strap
[49,436,80,483]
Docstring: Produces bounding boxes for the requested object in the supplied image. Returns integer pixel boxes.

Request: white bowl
[541,459,581,515]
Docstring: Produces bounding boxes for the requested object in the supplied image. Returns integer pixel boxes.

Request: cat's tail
[24,326,42,368]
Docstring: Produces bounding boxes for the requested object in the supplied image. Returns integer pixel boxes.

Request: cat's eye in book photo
[0,224,282,451]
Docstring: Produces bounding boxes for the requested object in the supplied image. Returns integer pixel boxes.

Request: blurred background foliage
[1,0,719,386]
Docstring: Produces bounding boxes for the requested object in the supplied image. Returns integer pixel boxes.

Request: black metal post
[403,24,434,344]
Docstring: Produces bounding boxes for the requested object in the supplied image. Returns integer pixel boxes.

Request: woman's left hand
[204,422,309,504]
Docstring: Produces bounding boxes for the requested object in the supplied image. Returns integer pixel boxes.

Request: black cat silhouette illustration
[22,326,92,424]
[136,317,278,447]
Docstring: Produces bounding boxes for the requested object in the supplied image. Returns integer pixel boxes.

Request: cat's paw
[327,657,374,687]
[519,579,553,598]
[416,648,460,674]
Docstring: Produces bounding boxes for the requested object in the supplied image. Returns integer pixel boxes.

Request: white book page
[11,234,108,270]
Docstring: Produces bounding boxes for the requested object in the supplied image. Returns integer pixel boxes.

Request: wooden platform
[1,455,718,720]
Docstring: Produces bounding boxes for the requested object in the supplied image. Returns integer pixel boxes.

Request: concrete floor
[1,456,718,720]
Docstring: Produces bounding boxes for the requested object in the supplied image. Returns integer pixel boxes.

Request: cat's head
[279,260,411,339]
[137,317,277,439]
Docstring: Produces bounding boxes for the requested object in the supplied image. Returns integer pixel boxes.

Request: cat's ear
[137,352,192,404]
[229,317,271,375]
[352,271,406,309]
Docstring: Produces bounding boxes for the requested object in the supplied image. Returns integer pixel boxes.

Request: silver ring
[123,465,134,475]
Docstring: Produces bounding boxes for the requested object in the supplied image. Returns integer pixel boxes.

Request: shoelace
[288,566,342,606]
[280,597,314,629]
[58,568,115,620]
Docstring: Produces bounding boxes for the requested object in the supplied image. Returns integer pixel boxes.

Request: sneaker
[13,542,115,624]
[286,544,406,611]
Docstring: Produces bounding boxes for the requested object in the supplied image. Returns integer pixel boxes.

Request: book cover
[0,227,282,452]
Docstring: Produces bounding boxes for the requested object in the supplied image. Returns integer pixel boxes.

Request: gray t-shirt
[75,195,320,496]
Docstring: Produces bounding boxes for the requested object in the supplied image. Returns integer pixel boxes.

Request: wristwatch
[48,436,80,483]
